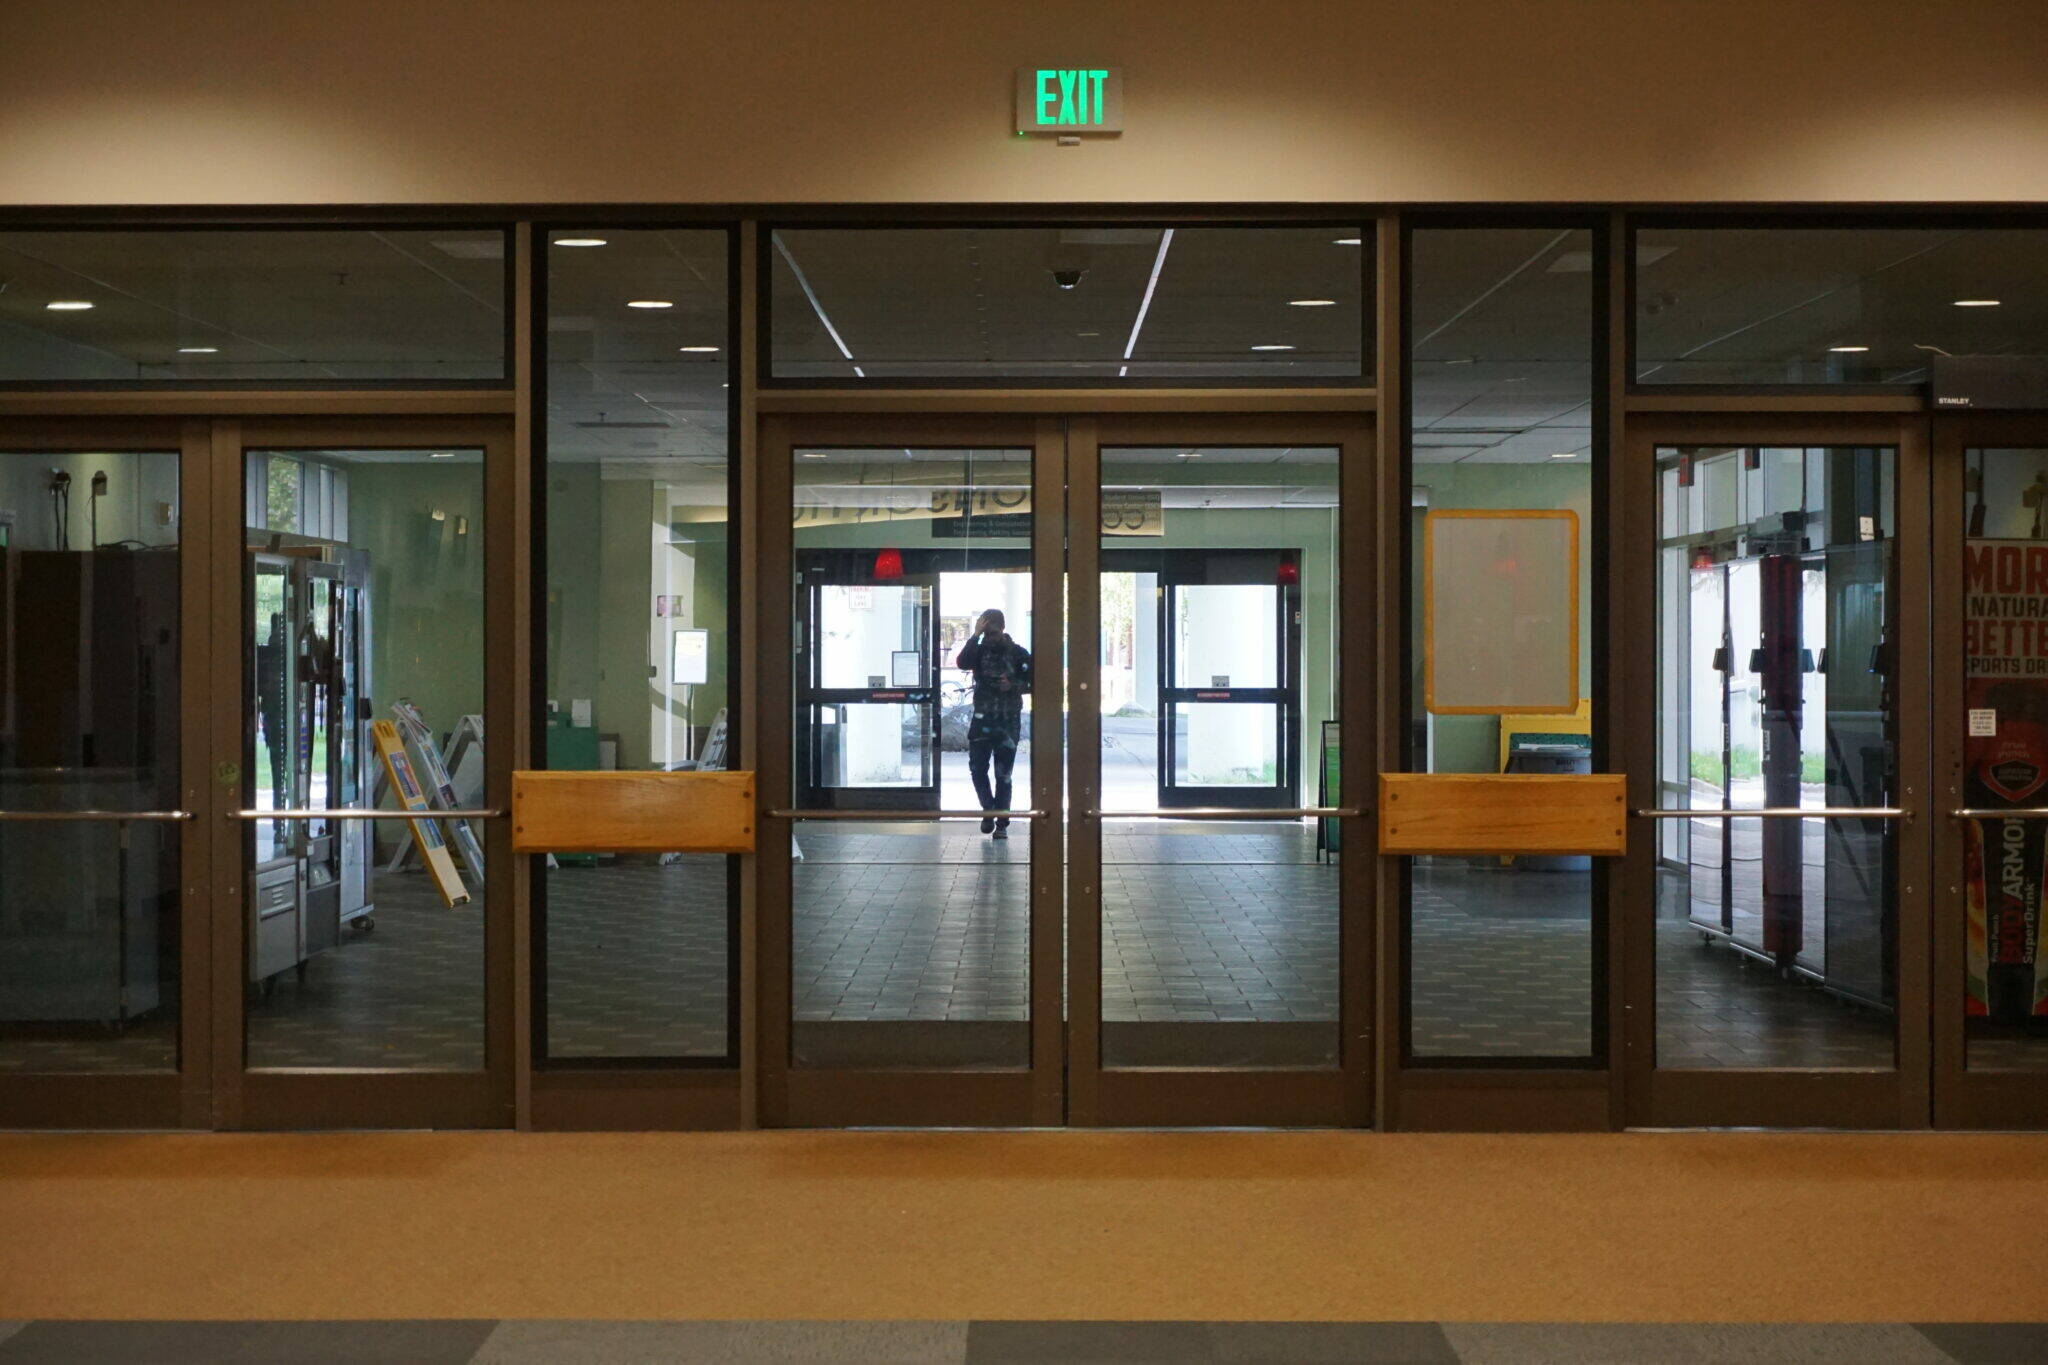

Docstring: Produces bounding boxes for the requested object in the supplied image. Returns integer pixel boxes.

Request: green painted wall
[544,476,730,771]
[345,460,486,744]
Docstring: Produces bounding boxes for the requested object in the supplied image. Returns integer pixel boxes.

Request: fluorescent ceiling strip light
[774,233,860,376]
[1122,227,1175,363]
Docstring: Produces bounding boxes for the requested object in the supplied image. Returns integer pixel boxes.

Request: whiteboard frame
[1422,507,1580,716]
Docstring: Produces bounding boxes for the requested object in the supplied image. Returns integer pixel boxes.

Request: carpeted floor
[2,1130,2045,1325]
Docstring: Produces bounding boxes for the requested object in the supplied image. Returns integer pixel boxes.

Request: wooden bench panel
[1378,773,1627,856]
[511,770,756,853]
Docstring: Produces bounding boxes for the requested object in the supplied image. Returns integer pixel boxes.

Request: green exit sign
[1015,67,1123,136]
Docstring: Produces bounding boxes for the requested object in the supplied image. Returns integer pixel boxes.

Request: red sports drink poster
[1963,540,2048,1020]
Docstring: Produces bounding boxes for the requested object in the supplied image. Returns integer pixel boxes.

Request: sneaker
[980,816,995,834]
[992,825,1008,840]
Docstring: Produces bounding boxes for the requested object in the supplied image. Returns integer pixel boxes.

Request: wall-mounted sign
[1016,67,1122,136]
[671,628,709,686]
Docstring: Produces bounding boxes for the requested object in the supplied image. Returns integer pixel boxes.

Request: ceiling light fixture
[1178,451,1203,459]
[1954,298,2001,307]
[1251,344,1295,352]
[773,232,862,379]
[677,345,720,353]
[45,300,93,311]
[627,299,673,309]
[1121,227,1176,368]
[553,237,607,247]
[1289,299,1337,307]
[177,346,219,354]
[430,452,456,459]
[1829,344,1870,353]
[1332,237,1363,246]
[1549,451,1576,460]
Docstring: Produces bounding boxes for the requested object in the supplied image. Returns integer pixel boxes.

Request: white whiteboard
[1424,510,1578,714]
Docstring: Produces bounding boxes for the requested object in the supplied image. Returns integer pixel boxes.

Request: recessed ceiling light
[1251,344,1295,351]
[553,237,608,247]
[1178,451,1203,459]
[677,345,720,353]
[430,452,456,459]
[800,451,827,459]
[627,299,673,309]
[1077,331,1100,338]
[1829,344,1870,353]
[1549,451,1576,460]
[177,346,218,354]
[45,300,93,311]
[1954,298,2001,307]
[1332,237,1363,246]
[1289,299,1337,307]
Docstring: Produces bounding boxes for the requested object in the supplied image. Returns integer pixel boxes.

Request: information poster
[1962,540,2048,1021]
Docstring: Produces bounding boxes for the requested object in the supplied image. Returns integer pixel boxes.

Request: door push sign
[1016,67,1123,136]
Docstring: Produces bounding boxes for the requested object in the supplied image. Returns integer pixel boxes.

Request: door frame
[0,416,216,1129]
[212,415,519,1130]
[1931,410,2048,1129]
[1619,410,1932,1129]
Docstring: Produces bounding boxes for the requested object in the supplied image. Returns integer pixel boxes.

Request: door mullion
[1064,417,1104,1125]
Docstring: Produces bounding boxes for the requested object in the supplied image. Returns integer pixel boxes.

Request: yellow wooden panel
[1378,773,1626,856]
[511,770,757,853]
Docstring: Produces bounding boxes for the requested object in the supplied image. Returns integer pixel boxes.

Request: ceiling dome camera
[1051,267,1086,290]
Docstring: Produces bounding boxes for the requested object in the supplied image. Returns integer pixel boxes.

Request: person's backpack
[976,637,1027,699]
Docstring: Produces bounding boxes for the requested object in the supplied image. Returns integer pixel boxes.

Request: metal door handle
[1089,807,1358,819]
[768,809,1047,821]
[1954,808,2048,820]
[228,808,506,820]
[1633,807,1907,819]
[0,809,193,822]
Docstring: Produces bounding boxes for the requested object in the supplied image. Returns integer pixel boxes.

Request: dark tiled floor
[17,827,2048,1075]
[0,1320,2042,1364]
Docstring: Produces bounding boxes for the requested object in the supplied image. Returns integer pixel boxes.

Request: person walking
[955,609,1032,839]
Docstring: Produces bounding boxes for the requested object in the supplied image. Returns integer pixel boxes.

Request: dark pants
[967,713,1019,821]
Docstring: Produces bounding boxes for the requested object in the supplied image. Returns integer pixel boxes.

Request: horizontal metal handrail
[228,808,506,820]
[1954,808,2048,820]
[1634,807,1907,820]
[0,809,192,822]
[1092,807,1359,819]
[768,808,1047,821]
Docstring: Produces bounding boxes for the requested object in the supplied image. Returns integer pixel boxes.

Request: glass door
[795,569,940,811]
[1627,416,1928,1129]
[760,417,1061,1126]
[758,412,1370,1128]
[222,418,514,1130]
[0,418,206,1128]
[1068,416,1371,1127]
[1158,558,1300,810]
[1934,416,2048,1128]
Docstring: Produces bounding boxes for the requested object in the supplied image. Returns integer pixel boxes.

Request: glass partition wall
[533,227,736,1086]
[9,211,2048,1133]
[1403,223,1603,1070]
